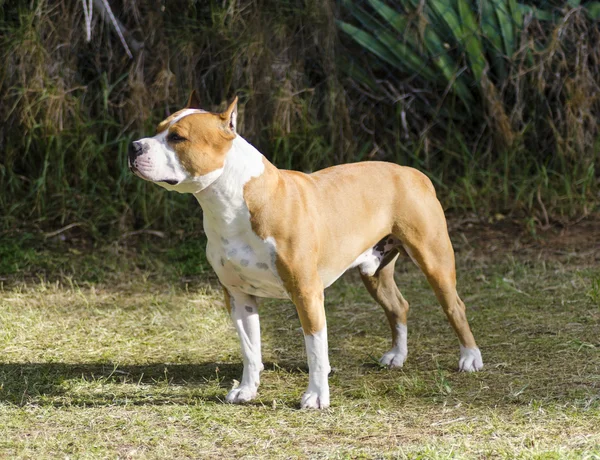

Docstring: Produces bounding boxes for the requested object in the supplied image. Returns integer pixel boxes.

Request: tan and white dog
[129,93,483,409]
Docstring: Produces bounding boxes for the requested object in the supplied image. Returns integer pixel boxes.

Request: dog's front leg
[302,321,330,409]
[223,288,263,404]
[291,285,330,409]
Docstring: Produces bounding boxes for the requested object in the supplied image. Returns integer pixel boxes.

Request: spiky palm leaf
[337,0,544,108]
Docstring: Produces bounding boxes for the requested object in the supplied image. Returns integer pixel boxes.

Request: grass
[1,226,599,458]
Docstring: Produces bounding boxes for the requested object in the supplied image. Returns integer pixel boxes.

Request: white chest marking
[207,233,288,299]
[196,137,288,299]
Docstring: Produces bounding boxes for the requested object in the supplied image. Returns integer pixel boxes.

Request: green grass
[1,233,599,458]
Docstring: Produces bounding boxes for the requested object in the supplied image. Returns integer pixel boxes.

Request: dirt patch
[448,215,600,264]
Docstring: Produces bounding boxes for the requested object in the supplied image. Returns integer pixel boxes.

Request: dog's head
[129,92,238,193]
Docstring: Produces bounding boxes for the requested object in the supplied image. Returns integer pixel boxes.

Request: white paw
[380,349,407,368]
[226,385,257,404]
[459,346,483,372]
[301,391,329,409]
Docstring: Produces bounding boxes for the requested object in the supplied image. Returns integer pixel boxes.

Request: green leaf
[457,0,487,83]
[423,26,475,107]
[508,0,523,31]
[490,0,515,57]
[373,28,439,80]
[517,4,555,21]
[337,20,404,70]
[337,20,436,80]
[348,1,387,33]
[337,55,379,92]
[367,0,409,32]
[345,0,426,74]
[480,0,507,81]
[584,1,600,19]
[428,0,463,42]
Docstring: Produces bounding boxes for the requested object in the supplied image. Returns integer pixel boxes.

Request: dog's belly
[206,235,289,299]
[208,231,402,298]
[319,235,402,287]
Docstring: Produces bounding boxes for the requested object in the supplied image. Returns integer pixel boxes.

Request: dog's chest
[204,218,289,299]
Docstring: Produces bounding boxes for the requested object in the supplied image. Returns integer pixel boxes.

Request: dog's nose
[129,141,144,164]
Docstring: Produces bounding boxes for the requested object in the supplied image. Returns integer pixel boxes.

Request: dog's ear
[221,96,238,134]
[186,90,201,109]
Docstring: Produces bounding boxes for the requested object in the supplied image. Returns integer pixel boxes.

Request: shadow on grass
[0,361,307,407]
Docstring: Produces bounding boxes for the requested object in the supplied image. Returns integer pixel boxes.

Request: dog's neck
[194,135,269,238]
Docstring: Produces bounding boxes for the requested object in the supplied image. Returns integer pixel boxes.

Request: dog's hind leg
[401,227,483,372]
[360,253,410,368]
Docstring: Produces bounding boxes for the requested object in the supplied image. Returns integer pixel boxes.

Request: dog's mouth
[129,165,179,186]
[129,162,145,180]
[128,159,180,186]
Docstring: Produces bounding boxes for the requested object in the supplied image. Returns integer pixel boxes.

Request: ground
[0,218,599,458]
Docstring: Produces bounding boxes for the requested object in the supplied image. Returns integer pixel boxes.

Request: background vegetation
[0,0,598,238]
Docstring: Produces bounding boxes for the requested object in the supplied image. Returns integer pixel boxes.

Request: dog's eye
[168,132,187,143]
